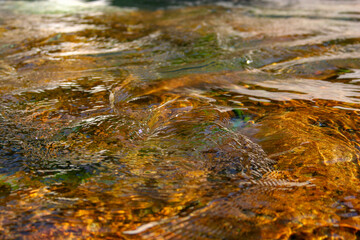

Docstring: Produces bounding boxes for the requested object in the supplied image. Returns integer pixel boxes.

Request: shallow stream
[1,0,360,239]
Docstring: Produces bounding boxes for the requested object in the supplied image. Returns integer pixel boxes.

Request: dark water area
[108,0,260,9]
[1,0,360,239]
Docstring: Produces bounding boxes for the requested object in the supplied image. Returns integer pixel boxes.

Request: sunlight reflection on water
[1,0,360,239]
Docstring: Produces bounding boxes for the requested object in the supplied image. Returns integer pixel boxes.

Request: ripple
[1,1,360,239]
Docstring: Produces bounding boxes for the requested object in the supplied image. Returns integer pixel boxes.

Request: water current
[1,0,360,239]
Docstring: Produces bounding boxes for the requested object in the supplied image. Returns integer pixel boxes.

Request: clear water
[1,0,360,239]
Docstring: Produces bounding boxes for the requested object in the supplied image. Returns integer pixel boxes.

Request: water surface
[1,0,360,239]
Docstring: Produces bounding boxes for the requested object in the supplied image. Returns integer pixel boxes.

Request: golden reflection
[1,1,360,239]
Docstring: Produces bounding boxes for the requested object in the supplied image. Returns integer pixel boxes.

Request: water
[1,0,360,239]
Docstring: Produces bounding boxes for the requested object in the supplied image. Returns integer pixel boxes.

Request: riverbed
[1,0,360,239]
